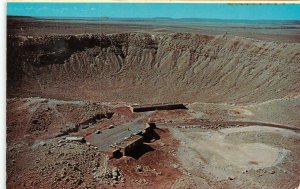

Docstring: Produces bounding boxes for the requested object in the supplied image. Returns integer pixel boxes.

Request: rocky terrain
[7,17,300,189]
[7,32,300,104]
[7,97,182,189]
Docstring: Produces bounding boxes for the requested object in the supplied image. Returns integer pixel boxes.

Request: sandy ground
[187,95,300,127]
[170,125,300,189]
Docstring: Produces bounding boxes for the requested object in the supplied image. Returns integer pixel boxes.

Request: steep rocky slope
[7,33,300,104]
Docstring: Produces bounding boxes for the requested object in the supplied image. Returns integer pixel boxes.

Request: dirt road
[157,120,300,132]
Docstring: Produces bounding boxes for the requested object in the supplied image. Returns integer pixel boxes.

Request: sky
[7,3,300,20]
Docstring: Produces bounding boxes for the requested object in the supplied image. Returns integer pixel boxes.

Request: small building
[115,135,144,156]
[108,123,157,159]
[130,103,187,112]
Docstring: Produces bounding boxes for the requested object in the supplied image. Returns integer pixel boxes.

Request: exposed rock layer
[7,33,300,104]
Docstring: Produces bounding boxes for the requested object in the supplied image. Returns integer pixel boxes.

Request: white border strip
[0,1,6,189]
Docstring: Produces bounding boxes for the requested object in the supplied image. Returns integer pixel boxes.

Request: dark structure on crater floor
[130,103,187,113]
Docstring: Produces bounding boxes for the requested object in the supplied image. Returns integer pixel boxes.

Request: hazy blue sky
[7,3,300,20]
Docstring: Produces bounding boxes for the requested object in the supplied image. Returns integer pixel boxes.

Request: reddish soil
[143,109,193,123]
[110,128,182,188]
[77,107,140,138]
[7,98,183,188]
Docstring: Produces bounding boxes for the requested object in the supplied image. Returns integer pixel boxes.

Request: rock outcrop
[7,33,300,104]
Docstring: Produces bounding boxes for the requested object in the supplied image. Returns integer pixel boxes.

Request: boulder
[66,136,85,143]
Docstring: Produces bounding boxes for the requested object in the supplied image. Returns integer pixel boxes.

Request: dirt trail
[158,120,300,132]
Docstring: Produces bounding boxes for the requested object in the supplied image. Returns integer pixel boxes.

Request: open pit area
[6,16,300,189]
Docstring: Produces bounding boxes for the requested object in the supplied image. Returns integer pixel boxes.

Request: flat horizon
[7,15,300,22]
[7,3,300,21]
